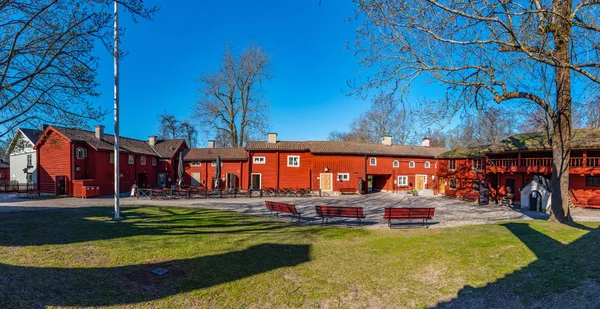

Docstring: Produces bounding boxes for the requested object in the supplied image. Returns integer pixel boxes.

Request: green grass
[0,206,599,308]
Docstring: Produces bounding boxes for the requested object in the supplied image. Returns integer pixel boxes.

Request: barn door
[320,173,332,191]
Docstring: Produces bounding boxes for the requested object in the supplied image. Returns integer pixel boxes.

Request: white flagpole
[113,0,121,220]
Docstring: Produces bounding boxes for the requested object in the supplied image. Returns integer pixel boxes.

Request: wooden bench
[315,206,366,226]
[339,188,358,195]
[383,207,435,228]
[265,201,301,221]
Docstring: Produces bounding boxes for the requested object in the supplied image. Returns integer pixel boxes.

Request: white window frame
[409,161,416,168]
[152,157,157,166]
[128,154,134,165]
[287,155,300,167]
[253,156,266,164]
[140,156,146,166]
[26,154,32,167]
[251,173,262,190]
[449,178,458,190]
[449,160,457,171]
[191,161,201,166]
[425,161,431,168]
[398,176,408,187]
[76,147,87,159]
[393,160,399,168]
[472,159,482,172]
[337,173,350,181]
[370,157,377,166]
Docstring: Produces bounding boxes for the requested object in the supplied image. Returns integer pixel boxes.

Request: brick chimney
[208,140,215,148]
[94,125,104,140]
[268,133,277,144]
[148,136,157,146]
[421,137,431,147]
[382,136,392,146]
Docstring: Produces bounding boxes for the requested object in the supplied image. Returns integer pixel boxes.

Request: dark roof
[183,147,247,161]
[488,127,600,153]
[246,141,447,158]
[46,126,183,157]
[151,139,187,159]
[20,128,44,144]
[437,145,492,159]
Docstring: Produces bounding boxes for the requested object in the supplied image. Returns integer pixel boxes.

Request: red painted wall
[38,130,72,195]
[184,160,248,189]
[248,151,312,189]
[0,168,9,180]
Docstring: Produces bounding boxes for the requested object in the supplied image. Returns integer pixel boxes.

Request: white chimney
[421,138,431,147]
[382,136,392,146]
[208,140,215,148]
[94,125,104,140]
[268,133,277,144]
[148,136,157,146]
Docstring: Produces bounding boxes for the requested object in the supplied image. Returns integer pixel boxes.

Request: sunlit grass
[0,206,598,308]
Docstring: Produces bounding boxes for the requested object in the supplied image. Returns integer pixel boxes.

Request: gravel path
[2,191,588,228]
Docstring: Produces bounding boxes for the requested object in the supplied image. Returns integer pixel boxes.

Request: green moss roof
[488,127,600,153]
[436,145,491,159]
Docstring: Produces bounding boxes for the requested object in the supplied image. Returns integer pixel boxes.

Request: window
[409,161,415,168]
[287,156,300,167]
[191,161,201,166]
[586,176,600,187]
[338,173,350,181]
[398,176,408,186]
[152,157,157,166]
[393,160,399,168]
[472,159,482,171]
[370,157,377,166]
[26,154,32,167]
[110,152,114,164]
[128,154,134,165]
[211,161,223,167]
[449,178,458,190]
[448,160,457,171]
[253,156,266,164]
[26,173,33,183]
[76,147,87,159]
[140,156,146,165]
[425,161,431,168]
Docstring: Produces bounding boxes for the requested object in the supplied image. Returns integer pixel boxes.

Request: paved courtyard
[3,190,598,228]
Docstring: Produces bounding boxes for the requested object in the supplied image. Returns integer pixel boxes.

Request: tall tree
[0,0,157,138]
[194,45,270,147]
[351,0,600,222]
[157,111,178,139]
[179,120,198,148]
[328,93,417,144]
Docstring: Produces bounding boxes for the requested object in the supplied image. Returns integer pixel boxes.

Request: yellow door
[191,172,201,187]
[320,173,332,191]
[416,175,426,190]
[440,178,445,194]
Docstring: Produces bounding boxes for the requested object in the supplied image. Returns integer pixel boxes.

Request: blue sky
[92,1,399,144]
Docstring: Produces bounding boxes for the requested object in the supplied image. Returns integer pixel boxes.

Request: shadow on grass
[433,222,600,308]
[0,243,310,307]
[0,206,293,246]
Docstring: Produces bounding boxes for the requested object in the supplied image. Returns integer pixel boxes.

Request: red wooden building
[183,142,248,190]
[34,125,186,197]
[436,128,600,207]
[246,133,447,193]
[0,160,9,181]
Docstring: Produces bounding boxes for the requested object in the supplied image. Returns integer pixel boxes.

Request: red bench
[383,207,435,228]
[265,201,301,221]
[315,206,366,226]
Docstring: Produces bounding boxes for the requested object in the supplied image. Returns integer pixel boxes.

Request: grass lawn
[1,206,600,308]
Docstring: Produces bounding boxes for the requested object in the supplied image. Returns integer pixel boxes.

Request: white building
[6,128,44,184]
[520,175,552,212]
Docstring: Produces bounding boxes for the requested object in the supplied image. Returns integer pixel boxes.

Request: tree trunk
[549,0,573,222]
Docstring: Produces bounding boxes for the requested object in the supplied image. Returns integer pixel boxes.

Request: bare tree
[581,96,600,128]
[194,45,270,147]
[328,93,417,144]
[179,120,198,148]
[0,0,157,138]
[157,111,178,140]
[351,1,600,222]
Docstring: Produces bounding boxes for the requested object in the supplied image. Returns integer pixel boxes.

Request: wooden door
[439,178,445,194]
[191,172,201,187]
[320,173,332,191]
[416,175,426,190]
